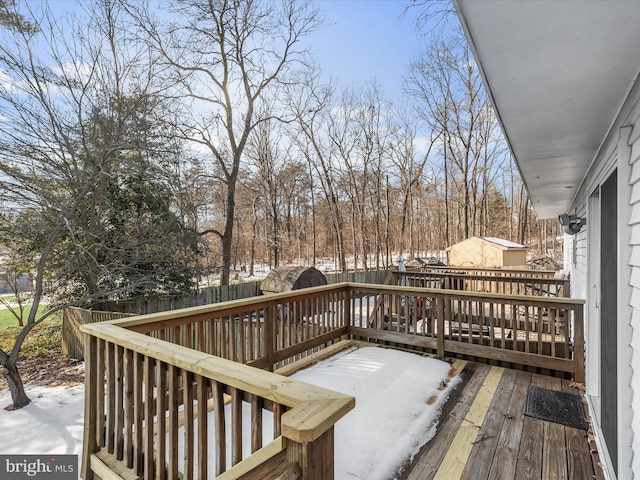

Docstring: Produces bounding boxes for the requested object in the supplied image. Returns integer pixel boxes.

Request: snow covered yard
[0,347,460,480]
[0,383,84,456]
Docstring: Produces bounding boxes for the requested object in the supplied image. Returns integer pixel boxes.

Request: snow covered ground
[0,347,459,479]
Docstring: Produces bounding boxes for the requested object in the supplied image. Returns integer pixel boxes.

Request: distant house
[446,237,527,268]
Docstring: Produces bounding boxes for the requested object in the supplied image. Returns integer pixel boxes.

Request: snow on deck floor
[0,347,460,480]
[291,347,459,480]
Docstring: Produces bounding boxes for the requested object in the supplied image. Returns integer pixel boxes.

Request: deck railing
[82,317,354,480]
[348,283,583,380]
[414,265,559,278]
[81,281,584,480]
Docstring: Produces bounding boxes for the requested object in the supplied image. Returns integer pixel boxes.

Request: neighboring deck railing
[391,269,570,297]
[349,283,583,381]
[81,280,584,480]
[414,265,559,278]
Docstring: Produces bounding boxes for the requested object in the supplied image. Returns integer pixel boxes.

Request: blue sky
[41,0,424,98]
[306,0,423,97]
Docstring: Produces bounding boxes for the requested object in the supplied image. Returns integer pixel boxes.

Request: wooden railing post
[343,288,351,331]
[81,334,98,480]
[437,294,445,358]
[282,394,353,480]
[265,299,277,371]
[286,428,335,480]
[573,303,585,383]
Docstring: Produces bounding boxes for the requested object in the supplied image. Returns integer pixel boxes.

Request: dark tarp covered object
[260,266,327,294]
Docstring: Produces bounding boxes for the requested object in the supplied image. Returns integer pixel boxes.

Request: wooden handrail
[81,322,355,416]
[81,321,355,480]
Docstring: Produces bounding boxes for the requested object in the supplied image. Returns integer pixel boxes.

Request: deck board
[433,366,504,480]
[485,371,529,480]
[403,363,491,480]
[407,361,604,480]
[461,368,517,480]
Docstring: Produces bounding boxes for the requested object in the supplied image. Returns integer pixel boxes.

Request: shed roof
[446,236,526,251]
[483,237,526,250]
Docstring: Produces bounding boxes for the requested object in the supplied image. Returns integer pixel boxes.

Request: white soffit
[454,0,640,218]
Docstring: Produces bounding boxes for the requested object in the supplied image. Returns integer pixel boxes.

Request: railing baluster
[231,387,243,466]
[123,348,134,468]
[132,352,143,473]
[273,403,283,437]
[143,357,155,478]
[182,370,194,479]
[96,338,105,450]
[154,359,165,480]
[81,334,98,480]
[251,395,263,453]
[168,364,179,478]
[213,380,226,475]
[196,375,208,480]
[524,305,530,353]
[220,316,227,360]
[114,345,124,460]
[230,312,237,362]
[106,342,115,454]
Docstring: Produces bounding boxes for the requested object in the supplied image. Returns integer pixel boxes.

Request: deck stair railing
[80,281,583,480]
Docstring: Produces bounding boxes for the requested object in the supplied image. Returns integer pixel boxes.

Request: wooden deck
[404,362,605,480]
[80,279,588,480]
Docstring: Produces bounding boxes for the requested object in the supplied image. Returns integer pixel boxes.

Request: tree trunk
[2,358,30,409]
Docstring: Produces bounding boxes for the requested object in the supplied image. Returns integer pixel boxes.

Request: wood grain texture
[433,367,504,479]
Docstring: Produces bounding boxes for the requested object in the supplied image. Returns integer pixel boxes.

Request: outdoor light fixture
[558,213,586,235]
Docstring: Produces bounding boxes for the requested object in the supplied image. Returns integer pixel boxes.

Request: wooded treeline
[0,0,561,302]
[0,0,562,408]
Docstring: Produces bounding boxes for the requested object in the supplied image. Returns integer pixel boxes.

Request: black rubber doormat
[524,385,589,430]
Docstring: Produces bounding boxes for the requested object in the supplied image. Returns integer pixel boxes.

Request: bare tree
[127,0,320,285]
[288,71,348,272]
[245,114,286,267]
[407,34,508,244]
[0,0,195,409]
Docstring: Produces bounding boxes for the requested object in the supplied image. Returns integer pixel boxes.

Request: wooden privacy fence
[80,281,584,480]
[90,270,389,316]
[62,307,134,360]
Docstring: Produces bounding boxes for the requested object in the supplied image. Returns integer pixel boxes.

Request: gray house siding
[565,79,640,478]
